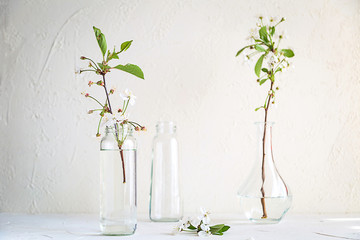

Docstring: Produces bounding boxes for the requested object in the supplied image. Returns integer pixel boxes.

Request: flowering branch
[236,16,295,218]
[78,26,146,183]
[173,208,230,237]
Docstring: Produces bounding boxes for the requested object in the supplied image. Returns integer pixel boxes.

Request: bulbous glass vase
[237,122,292,224]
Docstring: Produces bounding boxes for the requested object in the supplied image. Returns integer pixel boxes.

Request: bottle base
[100,223,137,236]
[249,217,283,224]
[150,217,181,222]
[239,196,291,224]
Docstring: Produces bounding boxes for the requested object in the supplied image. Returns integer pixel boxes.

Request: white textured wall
[1,0,360,214]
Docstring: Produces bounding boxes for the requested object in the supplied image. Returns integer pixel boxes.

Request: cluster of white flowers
[197,207,212,237]
[100,88,136,127]
[173,208,213,237]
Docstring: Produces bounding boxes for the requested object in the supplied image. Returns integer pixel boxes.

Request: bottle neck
[255,122,275,162]
[105,124,133,136]
[156,121,176,134]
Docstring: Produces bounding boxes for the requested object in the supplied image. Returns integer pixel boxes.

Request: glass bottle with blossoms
[236,17,294,223]
[77,26,145,235]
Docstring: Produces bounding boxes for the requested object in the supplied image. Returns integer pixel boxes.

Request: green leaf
[255,106,263,111]
[220,225,230,232]
[120,40,133,53]
[270,26,275,36]
[281,49,295,58]
[107,51,119,62]
[188,225,196,230]
[93,26,107,57]
[259,26,269,43]
[260,78,267,85]
[261,68,268,73]
[112,52,119,59]
[210,224,224,232]
[93,26,101,36]
[255,45,266,52]
[114,64,144,79]
[236,46,248,57]
[98,62,104,70]
[209,224,230,235]
[254,54,265,77]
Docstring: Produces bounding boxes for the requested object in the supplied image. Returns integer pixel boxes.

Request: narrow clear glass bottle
[237,122,292,224]
[149,121,182,222]
[100,125,137,235]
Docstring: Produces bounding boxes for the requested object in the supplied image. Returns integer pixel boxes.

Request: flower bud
[80,56,86,60]
[100,112,104,117]
[85,93,89,97]
[96,133,101,137]
[118,109,122,113]
[88,110,94,114]
[141,126,147,131]
[88,81,93,87]
[96,81,104,86]
[135,126,140,131]
[110,89,114,94]
[276,87,279,90]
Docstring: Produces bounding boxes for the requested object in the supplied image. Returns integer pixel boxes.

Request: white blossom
[198,224,212,237]
[199,207,211,224]
[269,16,277,23]
[172,218,190,235]
[200,223,210,232]
[247,28,258,41]
[120,88,136,106]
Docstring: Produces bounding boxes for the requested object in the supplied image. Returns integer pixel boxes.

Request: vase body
[100,125,137,235]
[149,121,182,222]
[237,122,291,224]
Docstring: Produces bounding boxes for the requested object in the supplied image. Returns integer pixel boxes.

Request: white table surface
[1,213,360,240]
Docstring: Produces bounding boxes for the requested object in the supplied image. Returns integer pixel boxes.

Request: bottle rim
[156,121,176,133]
[105,123,133,133]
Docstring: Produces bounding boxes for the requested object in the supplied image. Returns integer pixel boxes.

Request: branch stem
[260,81,274,219]
[102,73,127,183]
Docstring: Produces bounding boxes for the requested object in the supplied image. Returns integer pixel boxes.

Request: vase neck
[156,121,176,134]
[105,124,133,136]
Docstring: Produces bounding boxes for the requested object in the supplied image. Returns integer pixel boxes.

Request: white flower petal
[198,230,211,237]
[191,219,200,228]
[200,207,208,215]
[202,216,211,224]
[200,224,210,232]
